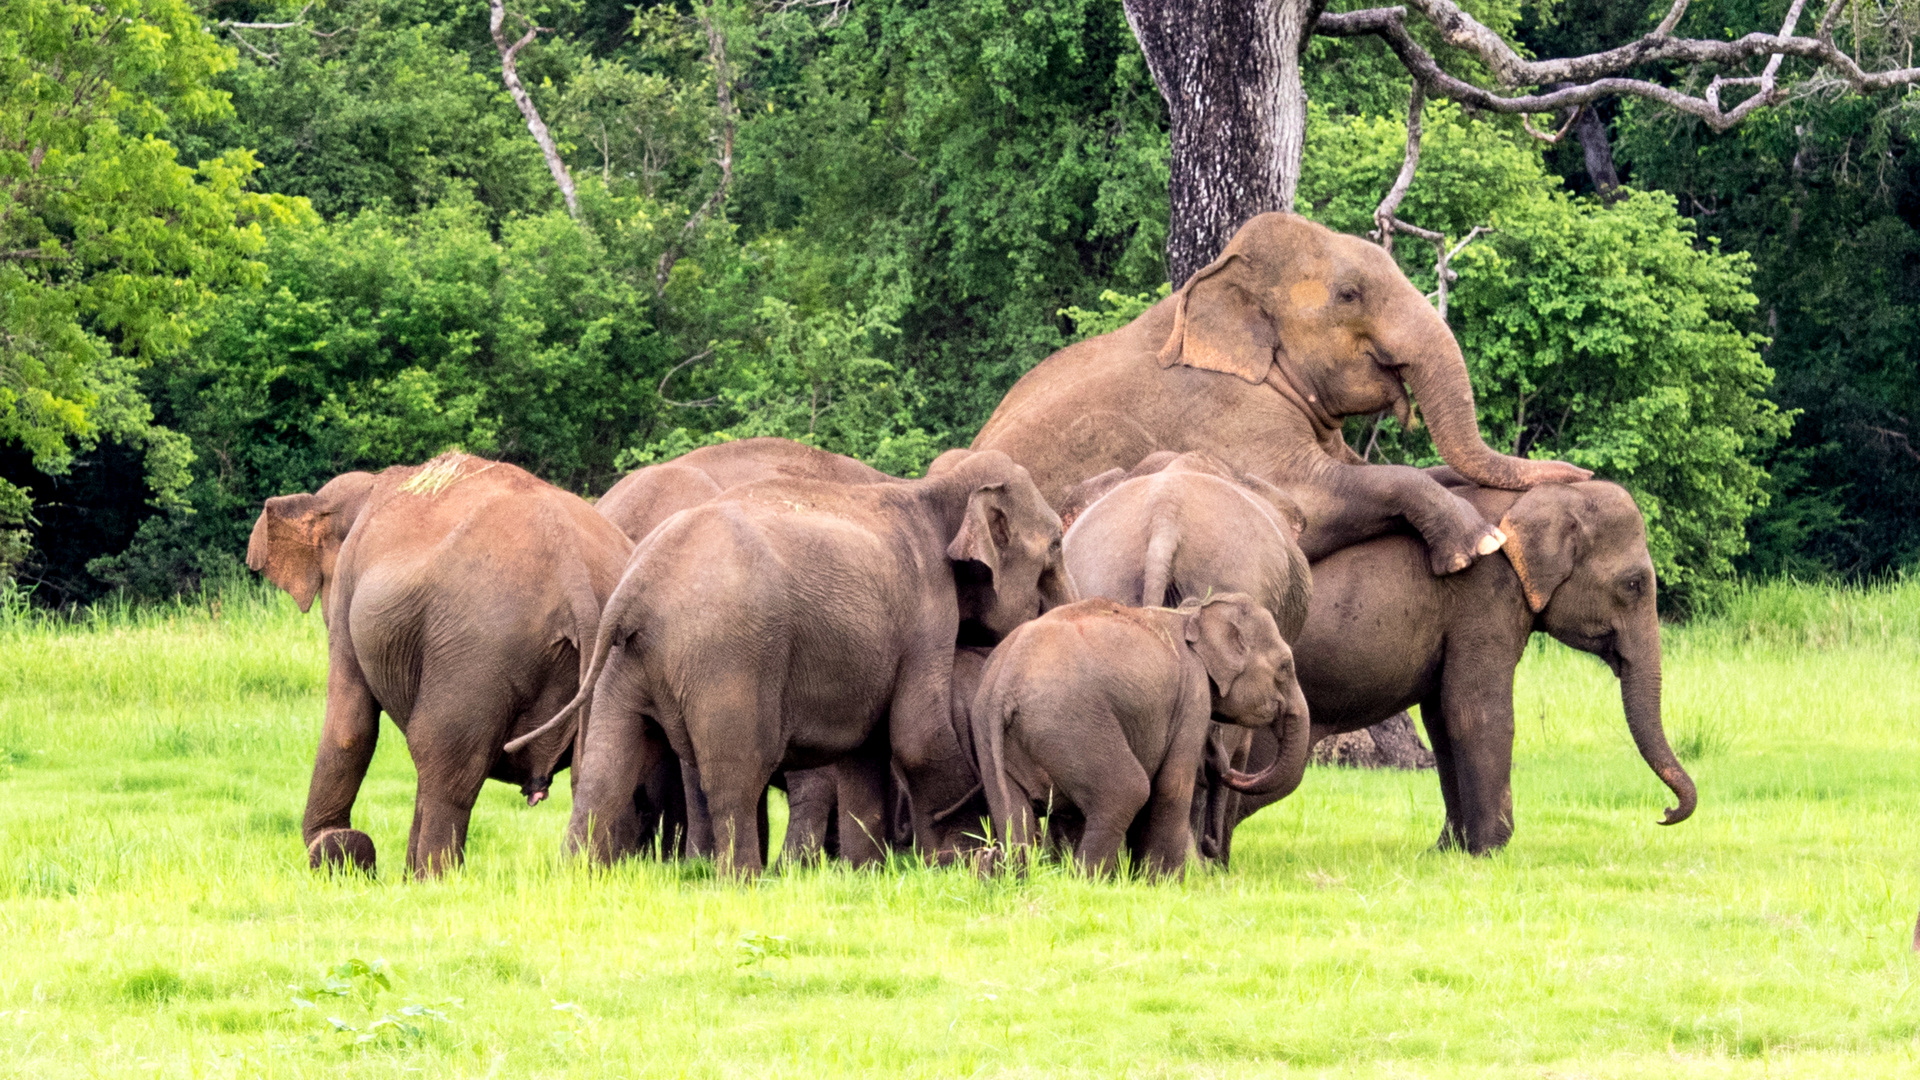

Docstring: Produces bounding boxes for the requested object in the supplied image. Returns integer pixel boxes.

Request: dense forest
[5,0,1917,611]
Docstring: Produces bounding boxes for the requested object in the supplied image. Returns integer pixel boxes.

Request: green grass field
[2,579,1917,1077]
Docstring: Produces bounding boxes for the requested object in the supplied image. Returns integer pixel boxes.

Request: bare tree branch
[655,9,737,294]
[1520,104,1580,144]
[1372,83,1424,252]
[217,3,313,30]
[1316,1,1920,133]
[657,348,719,407]
[488,0,579,219]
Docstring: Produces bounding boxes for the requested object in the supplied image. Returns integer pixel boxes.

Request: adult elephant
[247,454,631,876]
[592,438,896,857]
[972,213,1589,574]
[1227,477,1696,855]
[510,450,1071,876]
[596,437,891,542]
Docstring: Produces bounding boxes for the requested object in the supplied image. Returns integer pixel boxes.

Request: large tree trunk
[1123,0,1325,286]
[1309,712,1436,770]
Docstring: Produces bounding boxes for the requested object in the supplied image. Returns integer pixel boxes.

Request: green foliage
[1,0,305,590]
[1303,105,1783,607]
[1448,190,1789,603]
[1059,284,1169,342]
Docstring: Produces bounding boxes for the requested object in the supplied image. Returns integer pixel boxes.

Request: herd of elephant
[248,213,1697,880]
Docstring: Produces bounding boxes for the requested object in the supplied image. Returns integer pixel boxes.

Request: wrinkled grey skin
[516,450,1071,877]
[1228,477,1696,856]
[780,645,996,865]
[592,438,898,858]
[972,595,1305,876]
[1059,450,1317,867]
[247,456,630,877]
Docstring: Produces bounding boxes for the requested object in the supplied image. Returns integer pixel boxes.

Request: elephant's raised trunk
[1618,615,1696,826]
[1222,683,1311,797]
[1397,318,1590,491]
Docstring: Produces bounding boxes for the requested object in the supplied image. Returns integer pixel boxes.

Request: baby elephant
[972,595,1306,876]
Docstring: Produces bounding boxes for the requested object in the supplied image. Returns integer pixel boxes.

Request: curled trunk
[1618,623,1696,826]
[1223,696,1311,798]
[1400,331,1590,491]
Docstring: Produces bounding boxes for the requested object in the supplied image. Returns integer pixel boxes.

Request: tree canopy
[2,0,1913,612]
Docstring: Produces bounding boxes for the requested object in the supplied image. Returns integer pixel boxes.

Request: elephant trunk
[1222,682,1311,798]
[1396,319,1589,490]
[1617,615,1696,826]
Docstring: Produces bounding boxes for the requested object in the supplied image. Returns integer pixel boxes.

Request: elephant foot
[308,828,377,874]
[1426,514,1506,576]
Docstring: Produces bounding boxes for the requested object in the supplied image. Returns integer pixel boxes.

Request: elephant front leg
[1284,460,1504,575]
[1419,696,1468,852]
[1430,676,1517,855]
[303,651,382,873]
[832,750,891,869]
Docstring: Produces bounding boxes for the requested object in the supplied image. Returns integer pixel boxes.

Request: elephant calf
[247,453,630,876]
[972,595,1306,876]
[1229,477,1697,855]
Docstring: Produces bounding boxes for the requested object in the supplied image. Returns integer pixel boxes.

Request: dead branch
[488,0,579,220]
[655,9,737,295]
[766,0,852,27]
[1316,0,1920,134]
[1371,83,1424,253]
[657,348,718,407]
[1521,104,1581,144]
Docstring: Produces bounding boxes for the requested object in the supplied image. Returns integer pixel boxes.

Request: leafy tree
[1302,104,1784,607]
[1,0,302,594]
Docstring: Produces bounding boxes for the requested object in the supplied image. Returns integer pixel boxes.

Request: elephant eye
[1336,285,1362,304]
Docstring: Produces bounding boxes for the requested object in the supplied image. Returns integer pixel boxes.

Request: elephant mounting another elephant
[1224,475,1695,856]
[973,212,1589,574]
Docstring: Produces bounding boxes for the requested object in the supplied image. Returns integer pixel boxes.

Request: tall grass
[1,580,1916,1078]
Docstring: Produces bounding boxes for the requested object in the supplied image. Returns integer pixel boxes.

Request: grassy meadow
[1,578,1917,1077]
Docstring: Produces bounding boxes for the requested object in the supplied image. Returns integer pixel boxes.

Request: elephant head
[1157,213,1589,491]
[1498,481,1696,825]
[1180,594,1312,802]
[246,471,379,623]
[938,450,1075,637]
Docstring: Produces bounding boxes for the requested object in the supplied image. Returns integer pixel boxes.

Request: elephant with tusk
[972,212,1590,576]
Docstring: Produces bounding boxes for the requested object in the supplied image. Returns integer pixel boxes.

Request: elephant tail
[1141,504,1181,608]
[970,658,1026,859]
[504,580,625,756]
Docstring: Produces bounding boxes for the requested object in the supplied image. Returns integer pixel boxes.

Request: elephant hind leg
[1025,709,1150,877]
[304,642,382,873]
[682,679,782,879]
[403,683,515,877]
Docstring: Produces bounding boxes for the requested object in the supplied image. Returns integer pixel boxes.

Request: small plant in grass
[1670,712,1734,763]
[288,958,458,1046]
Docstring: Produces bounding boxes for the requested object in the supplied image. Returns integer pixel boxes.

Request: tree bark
[489,0,579,220]
[1123,0,1325,286]
[1309,711,1436,770]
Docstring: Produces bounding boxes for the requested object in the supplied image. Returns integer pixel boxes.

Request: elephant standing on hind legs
[973,213,1590,570]
[1226,478,1696,856]
[247,454,631,876]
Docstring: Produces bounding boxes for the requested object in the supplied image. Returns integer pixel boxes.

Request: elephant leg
[781,767,837,865]
[1419,697,1468,852]
[564,649,658,864]
[1287,462,1503,575]
[402,691,510,877]
[833,748,891,869]
[1433,667,1517,854]
[684,681,780,879]
[887,648,963,856]
[680,760,715,858]
[1042,717,1151,877]
[302,643,381,873]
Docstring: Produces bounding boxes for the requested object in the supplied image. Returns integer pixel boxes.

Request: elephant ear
[1498,485,1585,613]
[1157,254,1280,384]
[948,482,1012,584]
[1183,598,1253,701]
[247,493,330,613]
